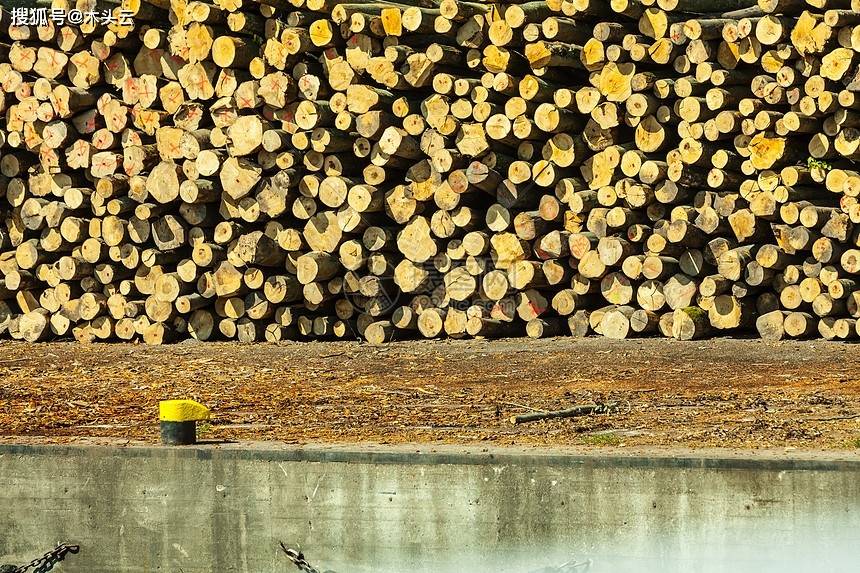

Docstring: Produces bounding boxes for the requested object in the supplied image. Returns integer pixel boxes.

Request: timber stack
[3,0,860,344]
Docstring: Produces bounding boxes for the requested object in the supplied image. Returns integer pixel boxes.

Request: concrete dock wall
[1,444,858,572]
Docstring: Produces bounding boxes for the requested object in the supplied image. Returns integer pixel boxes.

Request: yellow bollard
[159,400,210,445]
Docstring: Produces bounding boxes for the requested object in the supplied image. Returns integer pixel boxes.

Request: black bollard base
[160,420,197,445]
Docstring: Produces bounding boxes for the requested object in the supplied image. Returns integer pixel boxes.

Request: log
[0,0,857,345]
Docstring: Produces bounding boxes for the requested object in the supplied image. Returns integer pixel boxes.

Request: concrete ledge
[1,443,859,572]
[2,442,859,471]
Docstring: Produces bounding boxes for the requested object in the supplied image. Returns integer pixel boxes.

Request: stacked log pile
[4,0,860,344]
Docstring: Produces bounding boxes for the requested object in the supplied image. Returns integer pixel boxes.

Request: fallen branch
[511,402,621,425]
[804,413,860,422]
[499,400,549,414]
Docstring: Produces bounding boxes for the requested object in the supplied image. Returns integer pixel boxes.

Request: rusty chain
[280,542,323,573]
[279,539,590,573]
[10,543,79,573]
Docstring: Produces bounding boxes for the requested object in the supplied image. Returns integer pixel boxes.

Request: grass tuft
[581,433,622,446]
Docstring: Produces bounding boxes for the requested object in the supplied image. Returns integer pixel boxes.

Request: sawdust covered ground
[1,337,860,450]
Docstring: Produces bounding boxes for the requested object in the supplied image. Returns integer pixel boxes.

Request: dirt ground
[1,337,860,450]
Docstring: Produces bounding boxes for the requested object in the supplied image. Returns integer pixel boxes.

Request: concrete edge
[1,442,859,471]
